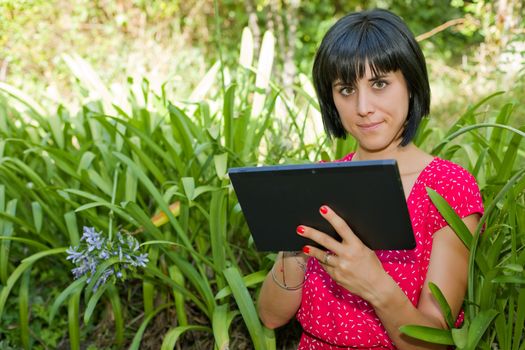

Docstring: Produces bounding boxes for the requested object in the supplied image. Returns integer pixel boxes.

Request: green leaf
[223,267,268,350]
[19,267,31,350]
[1,198,17,284]
[64,211,80,246]
[169,265,188,326]
[215,270,267,299]
[106,284,124,346]
[160,325,212,350]
[502,264,523,273]
[129,304,171,350]
[182,177,195,201]
[142,265,208,315]
[466,309,498,348]
[426,187,472,248]
[0,81,47,117]
[68,290,81,350]
[210,190,227,289]
[84,284,108,324]
[214,153,228,180]
[76,151,96,173]
[428,282,455,329]
[84,257,121,300]
[399,325,454,345]
[0,246,67,318]
[31,201,43,233]
[49,276,86,324]
[491,276,525,284]
[0,236,50,251]
[451,324,468,348]
[21,247,67,264]
[512,289,525,350]
[212,304,238,350]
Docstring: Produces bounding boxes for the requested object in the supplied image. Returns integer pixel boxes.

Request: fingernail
[296,225,305,234]
[302,246,310,254]
[320,205,328,215]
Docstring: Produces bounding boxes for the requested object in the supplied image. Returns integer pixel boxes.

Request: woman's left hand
[299,205,388,300]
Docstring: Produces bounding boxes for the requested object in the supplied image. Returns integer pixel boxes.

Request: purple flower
[99,250,109,260]
[94,269,114,292]
[82,227,104,251]
[133,253,149,267]
[66,246,84,263]
[67,226,148,291]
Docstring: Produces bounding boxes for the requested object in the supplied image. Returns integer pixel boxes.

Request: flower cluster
[66,226,149,291]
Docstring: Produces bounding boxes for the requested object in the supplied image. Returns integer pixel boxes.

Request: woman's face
[332,66,410,154]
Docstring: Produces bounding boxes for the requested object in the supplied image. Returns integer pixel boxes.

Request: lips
[357,121,383,130]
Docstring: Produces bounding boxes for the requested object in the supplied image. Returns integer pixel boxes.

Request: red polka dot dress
[296,153,484,349]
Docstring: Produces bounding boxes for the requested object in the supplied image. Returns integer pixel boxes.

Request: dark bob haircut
[312,9,430,146]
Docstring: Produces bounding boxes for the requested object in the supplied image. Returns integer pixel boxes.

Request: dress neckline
[346,152,439,204]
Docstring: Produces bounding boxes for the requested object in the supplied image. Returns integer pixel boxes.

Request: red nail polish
[297,225,305,234]
[320,206,328,215]
[302,246,310,254]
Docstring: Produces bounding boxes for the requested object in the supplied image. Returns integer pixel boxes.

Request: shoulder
[319,152,355,163]
[335,152,355,162]
[425,157,484,220]
[427,158,478,188]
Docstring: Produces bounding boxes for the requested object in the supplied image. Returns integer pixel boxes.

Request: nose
[356,91,374,117]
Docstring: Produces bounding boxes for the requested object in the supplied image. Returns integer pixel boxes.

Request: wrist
[271,252,307,290]
[364,271,398,309]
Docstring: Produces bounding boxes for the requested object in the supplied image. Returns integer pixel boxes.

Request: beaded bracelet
[270,251,306,291]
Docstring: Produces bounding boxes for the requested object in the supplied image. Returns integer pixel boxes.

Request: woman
[257,9,483,350]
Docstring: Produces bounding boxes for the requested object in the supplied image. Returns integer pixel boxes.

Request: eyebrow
[332,74,389,87]
[368,74,388,81]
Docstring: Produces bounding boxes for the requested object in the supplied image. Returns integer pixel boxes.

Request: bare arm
[257,251,308,329]
[368,214,478,349]
[301,205,480,350]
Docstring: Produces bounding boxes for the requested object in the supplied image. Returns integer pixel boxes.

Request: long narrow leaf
[49,276,87,323]
[107,284,124,346]
[129,304,172,350]
[215,270,267,299]
[68,290,81,350]
[19,267,31,350]
[428,282,455,329]
[223,267,268,350]
[212,303,238,350]
[399,325,454,345]
[160,325,212,350]
[427,187,472,248]
[466,309,499,348]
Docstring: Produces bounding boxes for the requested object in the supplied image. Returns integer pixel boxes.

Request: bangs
[324,22,402,86]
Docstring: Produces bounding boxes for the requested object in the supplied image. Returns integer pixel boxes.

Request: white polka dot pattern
[295,153,484,349]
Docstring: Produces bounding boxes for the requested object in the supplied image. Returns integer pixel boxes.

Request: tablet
[228,160,415,251]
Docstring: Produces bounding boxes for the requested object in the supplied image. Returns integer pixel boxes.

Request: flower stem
[109,162,121,241]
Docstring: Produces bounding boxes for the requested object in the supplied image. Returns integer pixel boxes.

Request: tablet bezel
[228,160,416,252]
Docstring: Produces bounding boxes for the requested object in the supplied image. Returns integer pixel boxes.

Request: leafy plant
[401,95,525,350]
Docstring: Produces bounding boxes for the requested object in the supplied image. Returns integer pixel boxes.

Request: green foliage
[0,27,326,347]
[0,4,524,348]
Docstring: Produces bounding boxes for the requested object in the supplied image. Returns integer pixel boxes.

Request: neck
[354,142,414,162]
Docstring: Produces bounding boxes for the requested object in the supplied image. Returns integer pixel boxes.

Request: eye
[372,80,389,89]
[339,86,355,96]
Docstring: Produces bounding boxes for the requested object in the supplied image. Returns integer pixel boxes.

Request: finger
[297,224,341,253]
[319,205,362,246]
[302,245,336,266]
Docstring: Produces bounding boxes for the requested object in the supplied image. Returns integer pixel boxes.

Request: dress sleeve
[428,160,484,234]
